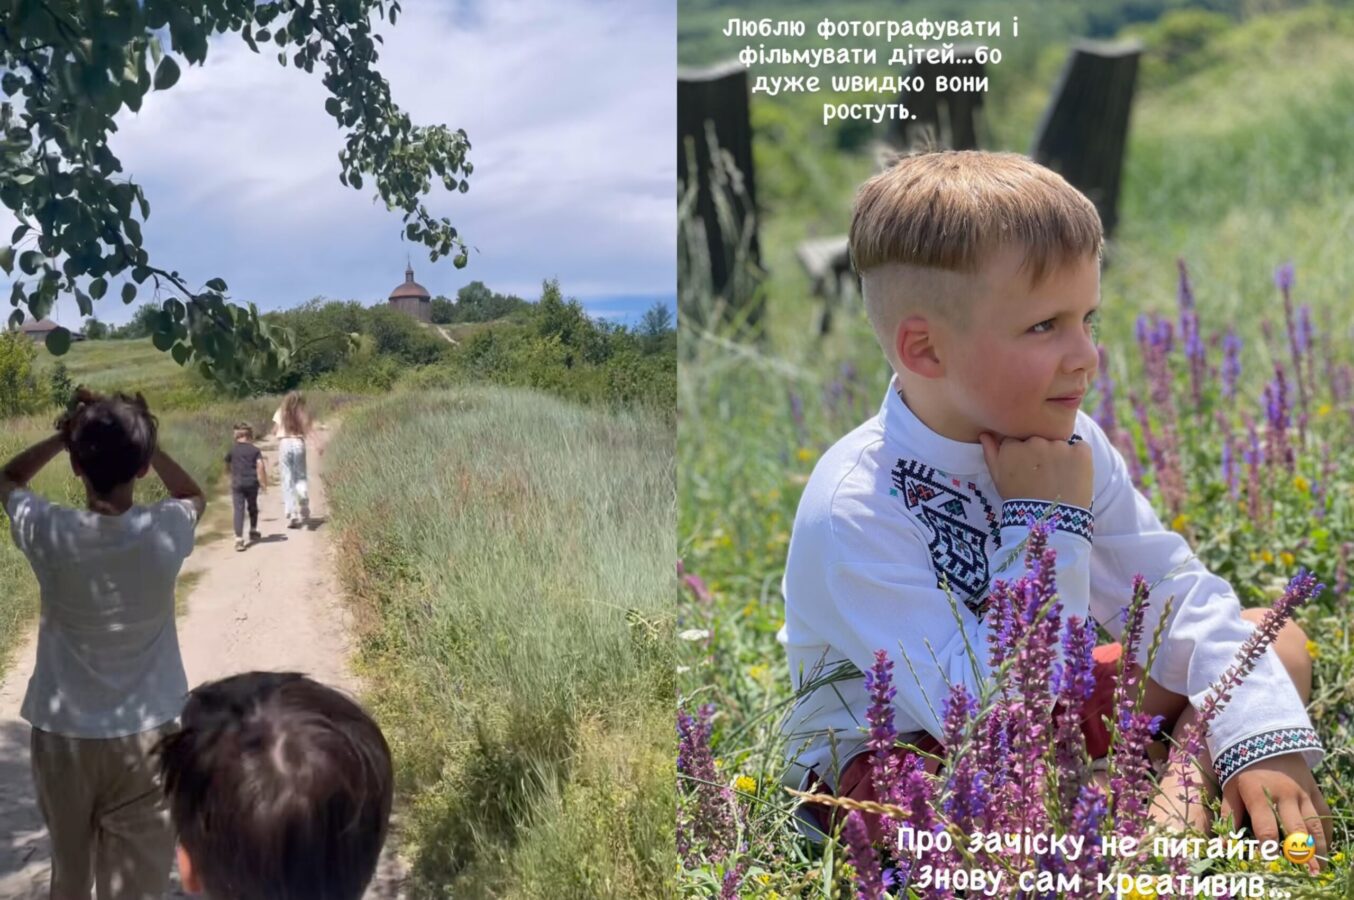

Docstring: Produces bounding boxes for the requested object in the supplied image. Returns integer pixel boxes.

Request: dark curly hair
[57,389,158,495]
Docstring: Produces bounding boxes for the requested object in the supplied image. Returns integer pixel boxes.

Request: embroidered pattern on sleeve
[891,459,1000,616]
[1000,500,1094,542]
[1212,727,1324,785]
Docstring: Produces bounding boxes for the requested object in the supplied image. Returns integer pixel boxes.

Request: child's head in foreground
[58,388,157,497]
[850,150,1105,443]
[232,422,253,442]
[155,672,394,900]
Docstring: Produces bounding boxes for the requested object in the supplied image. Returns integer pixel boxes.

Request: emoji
[1281,831,1315,865]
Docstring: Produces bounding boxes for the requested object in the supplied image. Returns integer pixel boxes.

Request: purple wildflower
[677,560,713,605]
[1274,261,1309,439]
[864,650,903,843]
[842,812,887,900]
[676,704,737,865]
[1221,329,1242,401]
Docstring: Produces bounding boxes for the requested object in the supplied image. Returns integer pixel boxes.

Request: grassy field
[30,337,219,410]
[679,4,1354,897]
[323,387,675,897]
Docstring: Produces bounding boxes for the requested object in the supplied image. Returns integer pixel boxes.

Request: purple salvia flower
[842,812,887,900]
[1242,414,1265,521]
[1063,782,1110,883]
[1184,310,1206,412]
[719,856,747,899]
[863,649,903,845]
[1264,364,1295,473]
[1274,261,1309,442]
[676,704,737,865]
[1093,346,1118,436]
[677,560,713,605]
[1221,437,1237,500]
[1221,329,1242,401]
[1165,572,1325,874]
[1052,615,1096,814]
[939,685,987,828]
[1176,258,1195,313]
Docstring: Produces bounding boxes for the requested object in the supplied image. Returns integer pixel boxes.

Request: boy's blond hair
[850,151,1103,358]
[233,423,253,441]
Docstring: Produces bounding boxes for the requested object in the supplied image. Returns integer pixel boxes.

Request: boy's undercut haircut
[155,672,394,900]
[63,392,158,495]
[850,150,1104,327]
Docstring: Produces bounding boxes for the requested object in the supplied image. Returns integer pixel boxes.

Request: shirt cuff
[999,499,1094,543]
[1213,727,1325,787]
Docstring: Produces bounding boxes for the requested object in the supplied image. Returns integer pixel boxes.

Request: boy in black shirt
[225,423,268,551]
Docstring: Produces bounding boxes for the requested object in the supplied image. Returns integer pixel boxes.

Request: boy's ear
[895,315,945,379]
[177,844,203,894]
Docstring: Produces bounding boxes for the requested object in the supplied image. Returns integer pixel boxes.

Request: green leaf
[153,57,180,91]
[45,326,72,356]
[8,310,23,329]
[205,277,227,292]
[325,97,341,117]
[152,329,174,351]
[122,282,136,304]
[171,342,189,365]
[74,289,92,317]
[0,246,12,275]
[453,252,468,269]
[18,250,41,275]
[89,277,107,299]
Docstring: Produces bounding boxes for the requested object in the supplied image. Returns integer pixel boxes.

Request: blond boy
[780,151,1328,861]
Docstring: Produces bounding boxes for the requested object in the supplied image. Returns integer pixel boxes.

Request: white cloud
[45,0,674,326]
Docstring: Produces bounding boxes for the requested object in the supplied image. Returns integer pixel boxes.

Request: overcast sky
[24,0,674,328]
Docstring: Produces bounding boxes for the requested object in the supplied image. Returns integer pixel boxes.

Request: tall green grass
[323,387,675,898]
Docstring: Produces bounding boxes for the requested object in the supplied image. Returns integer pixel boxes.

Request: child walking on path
[0,388,206,899]
[225,422,268,551]
[271,391,319,529]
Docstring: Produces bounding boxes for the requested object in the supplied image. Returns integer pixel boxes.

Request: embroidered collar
[877,375,987,475]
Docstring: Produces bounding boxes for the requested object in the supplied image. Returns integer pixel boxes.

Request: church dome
[389,265,430,300]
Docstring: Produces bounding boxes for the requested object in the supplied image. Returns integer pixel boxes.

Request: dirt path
[0,424,408,898]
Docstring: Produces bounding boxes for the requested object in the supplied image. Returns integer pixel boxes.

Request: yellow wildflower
[1267,860,1283,873]
[746,663,769,682]
[1122,885,1157,900]
[1333,851,1346,864]
[757,874,770,885]
[1318,403,1332,418]
[1260,549,1275,564]
[1294,474,1311,494]
[796,447,815,463]
[735,774,757,794]
[1306,639,1320,660]
[1171,513,1190,532]
[1280,551,1296,568]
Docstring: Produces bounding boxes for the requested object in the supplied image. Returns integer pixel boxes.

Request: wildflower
[679,628,711,641]
[1318,403,1332,418]
[863,650,903,844]
[795,447,815,463]
[1222,329,1243,401]
[677,559,713,604]
[1170,513,1190,532]
[734,775,757,794]
[1267,859,1283,873]
[1280,551,1296,568]
[745,664,768,682]
[1274,261,1310,435]
[676,704,738,865]
[1260,549,1274,565]
[1305,639,1319,661]
[841,812,887,900]
[1294,474,1311,493]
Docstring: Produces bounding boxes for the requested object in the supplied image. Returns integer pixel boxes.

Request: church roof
[389,264,431,301]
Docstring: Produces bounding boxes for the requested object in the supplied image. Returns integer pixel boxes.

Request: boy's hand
[1219,753,1332,874]
[979,433,1093,509]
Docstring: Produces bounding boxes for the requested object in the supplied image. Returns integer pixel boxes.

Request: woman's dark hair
[154,672,394,900]
[58,390,157,495]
